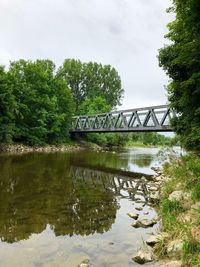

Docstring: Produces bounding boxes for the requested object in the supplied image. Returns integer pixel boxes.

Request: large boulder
[131,219,157,228]
[132,246,154,264]
[146,234,162,246]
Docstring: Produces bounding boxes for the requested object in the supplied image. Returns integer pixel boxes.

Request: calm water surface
[0,147,161,267]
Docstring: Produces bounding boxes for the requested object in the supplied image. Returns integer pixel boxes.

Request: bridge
[70,105,175,133]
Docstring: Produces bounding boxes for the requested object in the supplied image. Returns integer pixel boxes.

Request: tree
[8,60,74,145]
[0,66,16,143]
[79,96,111,115]
[57,59,124,113]
[158,0,200,152]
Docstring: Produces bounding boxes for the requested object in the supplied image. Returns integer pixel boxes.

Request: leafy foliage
[0,60,74,145]
[126,132,173,147]
[79,96,111,115]
[158,0,200,152]
[57,59,124,113]
[0,58,125,146]
[0,66,16,143]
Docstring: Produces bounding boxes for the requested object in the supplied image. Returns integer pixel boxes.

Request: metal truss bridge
[70,105,175,133]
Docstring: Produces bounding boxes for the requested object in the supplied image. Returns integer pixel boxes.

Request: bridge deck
[70,105,175,133]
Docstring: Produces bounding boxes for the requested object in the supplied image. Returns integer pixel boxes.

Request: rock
[131,219,157,228]
[135,200,146,204]
[168,190,191,202]
[159,260,182,267]
[155,181,162,186]
[146,234,161,246]
[127,212,139,220]
[135,207,143,211]
[132,246,154,264]
[155,176,163,182]
[141,176,147,182]
[191,226,200,243]
[79,264,89,267]
[152,215,160,222]
[175,183,182,191]
[131,221,138,227]
[148,186,158,191]
[149,191,160,203]
[167,239,183,256]
[191,202,200,209]
[144,211,149,215]
[139,219,157,227]
[135,197,142,201]
[151,167,159,172]
[177,207,200,224]
[78,259,90,267]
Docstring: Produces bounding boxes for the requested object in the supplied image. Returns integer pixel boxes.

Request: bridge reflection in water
[0,152,152,244]
[69,166,150,202]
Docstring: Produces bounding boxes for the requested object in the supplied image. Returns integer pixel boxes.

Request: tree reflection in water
[0,153,119,243]
[133,154,154,168]
[0,151,152,244]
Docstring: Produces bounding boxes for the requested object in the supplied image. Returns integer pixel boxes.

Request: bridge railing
[70,105,176,133]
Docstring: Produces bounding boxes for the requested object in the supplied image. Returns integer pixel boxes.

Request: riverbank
[0,141,104,154]
[152,154,200,267]
[159,154,200,266]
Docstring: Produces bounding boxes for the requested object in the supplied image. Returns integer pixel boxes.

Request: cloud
[0,0,173,109]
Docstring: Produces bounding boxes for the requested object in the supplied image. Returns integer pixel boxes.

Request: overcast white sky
[0,0,173,109]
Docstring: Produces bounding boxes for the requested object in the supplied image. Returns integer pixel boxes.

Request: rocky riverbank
[0,141,103,154]
[132,155,200,267]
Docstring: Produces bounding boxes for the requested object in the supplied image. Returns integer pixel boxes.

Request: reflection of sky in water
[0,193,158,267]
[118,147,160,175]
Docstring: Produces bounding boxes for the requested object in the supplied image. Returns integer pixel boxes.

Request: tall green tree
[0,66,16,143]
[8,60,74,145]
[57,59,124,113]
[79,96,111,115]
[158,0,200,151]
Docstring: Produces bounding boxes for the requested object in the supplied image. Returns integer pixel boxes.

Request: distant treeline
[84,132,177,148]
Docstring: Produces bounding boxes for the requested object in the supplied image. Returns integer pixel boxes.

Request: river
[0,147,164,267]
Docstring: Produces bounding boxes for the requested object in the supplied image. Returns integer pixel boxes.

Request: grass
[163,154,200,201]
[155,153,200,266]
[182,239,200,266]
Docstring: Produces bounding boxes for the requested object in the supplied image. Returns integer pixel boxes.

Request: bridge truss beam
[70,105,175,133]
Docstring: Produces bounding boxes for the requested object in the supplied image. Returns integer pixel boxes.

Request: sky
[0,0,173,110]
